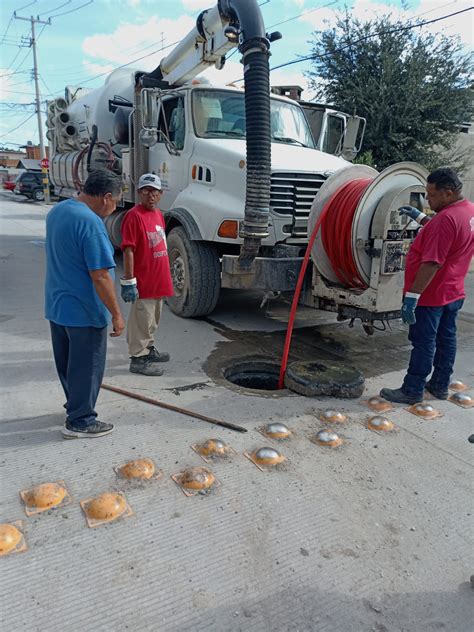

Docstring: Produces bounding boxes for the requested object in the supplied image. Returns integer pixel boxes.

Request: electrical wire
[270,6,474,72]
[267,0,338,29]
[49,0,93,19]
[0,70,30,78]
[15,0,38,12]
[39,1,72,17]
[0,111,36,138]
[0,15,14,44]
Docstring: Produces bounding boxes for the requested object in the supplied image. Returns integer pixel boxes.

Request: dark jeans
[402,299,464,397]
[50,322,107,429]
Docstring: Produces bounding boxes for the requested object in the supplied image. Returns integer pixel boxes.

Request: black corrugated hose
[238,45,271,268]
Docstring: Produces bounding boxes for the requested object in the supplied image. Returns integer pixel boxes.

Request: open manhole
[223,360,281,392]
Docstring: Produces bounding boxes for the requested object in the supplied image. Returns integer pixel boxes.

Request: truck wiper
[203,130,245,137]
[272,136,307,147]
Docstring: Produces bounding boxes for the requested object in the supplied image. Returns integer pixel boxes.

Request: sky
[0,0,472,149]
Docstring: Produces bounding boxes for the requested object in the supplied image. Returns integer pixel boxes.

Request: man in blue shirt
[45,170,124,438]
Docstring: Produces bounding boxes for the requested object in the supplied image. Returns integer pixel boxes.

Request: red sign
[40,158,49,169]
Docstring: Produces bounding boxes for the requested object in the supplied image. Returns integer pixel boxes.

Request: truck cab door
[148,95,189,211]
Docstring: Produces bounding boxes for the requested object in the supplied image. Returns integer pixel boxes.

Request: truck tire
[33,188,45,201]
[167,226,220,318]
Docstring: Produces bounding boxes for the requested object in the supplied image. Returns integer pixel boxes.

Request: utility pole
[14,12,51,202]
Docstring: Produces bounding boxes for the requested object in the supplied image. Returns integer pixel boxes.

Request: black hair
[82,170,122,197]
[427,167,463,193]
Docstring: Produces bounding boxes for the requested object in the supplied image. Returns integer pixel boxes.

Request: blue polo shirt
[45,199,116,328]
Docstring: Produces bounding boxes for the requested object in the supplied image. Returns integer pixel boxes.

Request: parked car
[3,180,16,191]
[14,171,48,201]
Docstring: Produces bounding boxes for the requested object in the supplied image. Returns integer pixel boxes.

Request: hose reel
[307,162,429,329]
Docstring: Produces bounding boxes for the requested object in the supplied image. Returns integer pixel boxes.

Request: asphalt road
[1,191,473,632]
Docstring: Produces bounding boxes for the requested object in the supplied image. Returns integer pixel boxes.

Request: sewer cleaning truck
[46,0,427,331]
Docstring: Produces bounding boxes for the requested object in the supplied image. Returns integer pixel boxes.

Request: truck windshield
[192,89,315,148]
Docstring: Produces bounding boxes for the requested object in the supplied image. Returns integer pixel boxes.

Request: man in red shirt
[120,174,174,376]
[381,167,473,404]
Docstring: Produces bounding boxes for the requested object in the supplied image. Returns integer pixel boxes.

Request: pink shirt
[404,198,474,307]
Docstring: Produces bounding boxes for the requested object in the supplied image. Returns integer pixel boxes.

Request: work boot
[425,381,449,400]
[379,387,422,405]
[130,355,164,376]
[147,345,170,363]
[62,421,114,439]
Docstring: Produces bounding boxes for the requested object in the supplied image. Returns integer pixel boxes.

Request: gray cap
[138,173,162,191]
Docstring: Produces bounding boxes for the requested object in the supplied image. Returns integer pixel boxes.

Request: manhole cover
[285,360,364,398]
[223,360,281,391]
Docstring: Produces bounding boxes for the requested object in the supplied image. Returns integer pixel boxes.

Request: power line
[0,111,36,138]
[267,0,338,29]
[39,1,72,17]
[62,37,182,89]
[49,0,93,19]
[15,1,38,11]
[0,70,30,79]
[0,15,14,44]
[270,6,474,72]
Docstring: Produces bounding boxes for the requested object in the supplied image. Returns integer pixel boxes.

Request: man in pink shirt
[381,167,474,404]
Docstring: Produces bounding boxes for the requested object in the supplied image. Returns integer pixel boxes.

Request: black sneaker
[425,382,449,400]
[130,356,164,376]
[62,421,114,439]
[379,387,422,405]
[147,346,170,363]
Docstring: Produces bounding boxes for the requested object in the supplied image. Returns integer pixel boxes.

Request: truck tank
[64,67,136,150]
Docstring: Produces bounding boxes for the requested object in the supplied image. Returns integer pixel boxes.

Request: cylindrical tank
[65,68,136,147]
[104,210,127,248]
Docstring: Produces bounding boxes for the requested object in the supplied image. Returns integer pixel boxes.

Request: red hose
[277,178,373,389]
[321,179,371,289]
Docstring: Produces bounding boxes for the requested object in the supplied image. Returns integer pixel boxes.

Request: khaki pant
[127,298,163,357]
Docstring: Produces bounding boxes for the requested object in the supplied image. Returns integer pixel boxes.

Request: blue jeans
[402,299,464,397]
[50,322,107,429]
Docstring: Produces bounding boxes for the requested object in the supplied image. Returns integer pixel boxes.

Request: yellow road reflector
[20,481,70,516]
[0,522,26,556]
[80,492,133,528]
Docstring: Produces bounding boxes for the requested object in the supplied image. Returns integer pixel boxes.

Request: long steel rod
[101,383,248,433]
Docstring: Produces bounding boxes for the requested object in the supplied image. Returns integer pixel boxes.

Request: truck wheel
[33,189,45,201]
[167,226,220,318]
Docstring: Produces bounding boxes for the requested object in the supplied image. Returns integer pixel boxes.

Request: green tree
[306,12,473,171]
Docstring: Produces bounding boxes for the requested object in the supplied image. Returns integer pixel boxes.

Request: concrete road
[1,192,473,631]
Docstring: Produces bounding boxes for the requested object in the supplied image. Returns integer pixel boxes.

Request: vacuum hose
[220,0,272,269]
[238,47,271,268]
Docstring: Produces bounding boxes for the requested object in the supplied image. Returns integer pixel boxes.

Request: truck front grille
[270,172,327,239]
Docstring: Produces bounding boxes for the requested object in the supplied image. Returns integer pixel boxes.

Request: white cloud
[82,15,196,69]
[181,0,212,10]
[299,0,473,48]
[81,60,116,77]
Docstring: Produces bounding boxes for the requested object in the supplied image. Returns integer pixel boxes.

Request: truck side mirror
[341,115,366,162]
[141,89,158,130]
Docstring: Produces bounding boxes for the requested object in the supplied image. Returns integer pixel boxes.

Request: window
[192,89,315,148]
[323,114,345,155]
[157,97,185,150]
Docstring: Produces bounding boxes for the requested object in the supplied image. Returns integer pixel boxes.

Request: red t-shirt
[120,205,174,299]
[404,198,474,307]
